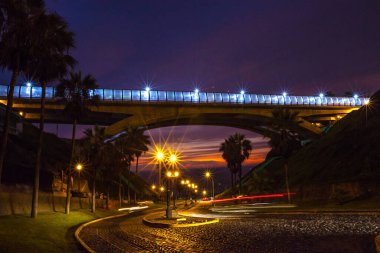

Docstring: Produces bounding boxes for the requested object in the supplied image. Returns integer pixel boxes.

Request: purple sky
[2,0,380,172]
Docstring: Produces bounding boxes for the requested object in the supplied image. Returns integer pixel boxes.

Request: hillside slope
[230,91,380,201]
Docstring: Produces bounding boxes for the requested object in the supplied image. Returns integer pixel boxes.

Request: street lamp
[202,190,207,197]
[76,164,83,194]
[76,163,83,208]
[151,185,156,190]
[155,149,164,187]
[165,170,180,218]
[205,170,215,200]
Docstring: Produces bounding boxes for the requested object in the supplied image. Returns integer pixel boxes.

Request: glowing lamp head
[353,94,358,99]
[195,189,198,193]
[26,82,32,87]
[282,92,287,97]
[319,93,324,98]
[76,164,83,171]
[194,88,199,93]
[240,90,245,95]
[156,151,164,161]
[364,99,370,105]
[167,171,172,177]
[19,111,24,116]
[205,172,211,178]
[160,186,165,192]
[174,171,179,177]
[145,86,151,92]
[186,180,190,184]
[151,185,156,190]
[169,154,177,163]
[202,190,207,195]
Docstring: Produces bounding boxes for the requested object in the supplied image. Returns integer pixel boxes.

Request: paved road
[79,209,380,253]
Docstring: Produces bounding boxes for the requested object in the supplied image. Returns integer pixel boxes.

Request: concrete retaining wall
[0,185,109,216]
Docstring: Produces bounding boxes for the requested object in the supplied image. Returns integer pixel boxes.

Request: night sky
[2,0,380,177]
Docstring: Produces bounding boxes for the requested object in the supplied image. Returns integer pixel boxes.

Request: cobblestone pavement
[79,210,380,253]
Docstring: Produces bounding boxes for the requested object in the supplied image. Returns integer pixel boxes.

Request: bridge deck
[0,85,369,107]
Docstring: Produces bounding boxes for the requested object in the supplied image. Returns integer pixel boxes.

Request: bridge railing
[0,84,369,107]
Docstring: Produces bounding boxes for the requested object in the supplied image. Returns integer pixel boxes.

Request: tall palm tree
[127,127,150,174]
[115,134,135,205]
[124,127,150,203]
[0,0,45,184]
[55,71,98,214]
[83,125,106,213]
[220,133,252,193]
[220,137,237,188]
[268,108,301,202]
[28,11,76,218]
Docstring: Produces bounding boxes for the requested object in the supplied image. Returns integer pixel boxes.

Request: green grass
[0,209,120,253]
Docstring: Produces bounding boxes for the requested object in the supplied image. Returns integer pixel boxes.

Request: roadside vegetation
[0,209,120,253]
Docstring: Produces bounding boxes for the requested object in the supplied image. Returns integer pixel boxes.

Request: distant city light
[282,92,287,97]
[319,93,324,98]
[353,94,358,99]
[26,82,32,87]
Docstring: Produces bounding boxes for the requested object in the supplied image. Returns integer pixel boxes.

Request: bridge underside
[6,99,359,140]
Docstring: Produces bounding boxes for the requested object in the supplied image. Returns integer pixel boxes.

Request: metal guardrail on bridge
[0,84,369,107]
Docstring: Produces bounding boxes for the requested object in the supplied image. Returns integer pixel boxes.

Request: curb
[142,212,219,228]
[376,235,380,253]
[75,212,131,253]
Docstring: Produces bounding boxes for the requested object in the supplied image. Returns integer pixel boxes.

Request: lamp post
[205,171,215,200]
[165,171,179,218]
[165,153,179,218]
[76,164,83,208]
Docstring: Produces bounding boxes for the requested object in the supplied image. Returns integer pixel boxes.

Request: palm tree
[115,134,135,205]
[220,133,252,194]
[268,108,301,202]
[83,125,106,213]
[128,127,150,174]
[0,0,45,184]
[219,138,236,189]
[123,127,150,204]
[28,11,76,218]
[55,71,98,214]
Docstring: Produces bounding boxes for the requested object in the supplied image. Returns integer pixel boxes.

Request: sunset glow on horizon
[138,125,270,172]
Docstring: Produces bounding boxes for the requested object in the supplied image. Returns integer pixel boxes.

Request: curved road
[79,208,380,253]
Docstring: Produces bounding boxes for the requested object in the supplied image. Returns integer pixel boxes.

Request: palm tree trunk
[65,119,77,214]
[230,171,233,189]
[31,82,46,218]
[284,161,291,203]
[91,166,97,213]
[135,156,139,173]
[119,175,122,208]
[106,185,110,209]
[127,164,131,205]
[0,70,19,184]
[239,165,242,195]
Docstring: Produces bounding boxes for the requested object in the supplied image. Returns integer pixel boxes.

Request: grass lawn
[0,209,120,253]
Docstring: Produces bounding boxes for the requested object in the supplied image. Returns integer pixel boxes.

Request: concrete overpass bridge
[0,84,369,139]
